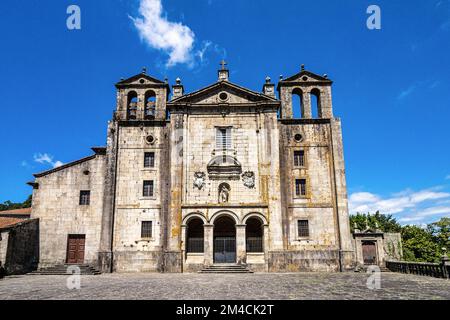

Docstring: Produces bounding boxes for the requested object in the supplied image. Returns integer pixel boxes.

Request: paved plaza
[0,272,449,300]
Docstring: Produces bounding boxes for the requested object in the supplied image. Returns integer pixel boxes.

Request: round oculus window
[146,135,155,144]
[219,92,229,101]
[294,133,303,142]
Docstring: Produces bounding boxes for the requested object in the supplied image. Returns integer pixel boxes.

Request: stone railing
[386,257,450,279]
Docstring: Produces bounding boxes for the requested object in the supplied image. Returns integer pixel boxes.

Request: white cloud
[349,188,450,225]
[397,79,441,101]
[398,207,450,223]
[397,84,417,100]
[131,0,195,67]
[196,40,212,63]
[33,153,64,168]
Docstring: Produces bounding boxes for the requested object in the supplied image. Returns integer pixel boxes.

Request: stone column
[138,92,145,120]
[302,92,312,119]
[441,255,450,279]
[263,224,270,271]
[180,224,187,263]
[236,225,246,265]
[204,224,214,266]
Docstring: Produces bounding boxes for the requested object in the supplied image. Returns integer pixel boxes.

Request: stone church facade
[29,63,355,273]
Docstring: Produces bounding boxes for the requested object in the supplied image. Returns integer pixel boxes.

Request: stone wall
[3,219,39,275]
[112,123,169,272]
[0,231,8,268]
[279,123,339,251]
[384,233,403,261]
[31,155,106,268]
[268,250,340,272]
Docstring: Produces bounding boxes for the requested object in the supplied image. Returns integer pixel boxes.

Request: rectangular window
[295,179,307,197]
[143,180,154,197]
[294,150,305,167]
[298,220,310,238]
[141,221,153,238]
[79,191,90,206]
[144,152,155,168]
[216,127,232,150]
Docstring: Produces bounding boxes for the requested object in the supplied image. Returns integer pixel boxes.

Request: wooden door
[362,241,377,265]
[66,235,86,264]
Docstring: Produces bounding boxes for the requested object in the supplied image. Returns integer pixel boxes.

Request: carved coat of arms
[193,172,206,190]
[242,171,255,189]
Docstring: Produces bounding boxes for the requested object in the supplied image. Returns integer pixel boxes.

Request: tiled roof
[0,217,27,229]
[0,208,31,216]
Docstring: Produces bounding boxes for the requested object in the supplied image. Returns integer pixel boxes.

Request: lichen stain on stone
[172,227,180,237]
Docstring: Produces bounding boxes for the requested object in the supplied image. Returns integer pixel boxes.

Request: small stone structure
[353,223,402,268]
[0,219,39,275]
[28,63,356,273]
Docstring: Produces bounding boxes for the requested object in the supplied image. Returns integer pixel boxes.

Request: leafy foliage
[0,195,32,211]
[350,211,402,233]
[401,225,441,263]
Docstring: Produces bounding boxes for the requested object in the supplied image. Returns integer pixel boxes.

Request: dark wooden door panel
[362,242,377,265]
[67,235,86,264]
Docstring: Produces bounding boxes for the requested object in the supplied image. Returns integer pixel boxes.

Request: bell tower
[277,65,333,119]
[114,68,170,121]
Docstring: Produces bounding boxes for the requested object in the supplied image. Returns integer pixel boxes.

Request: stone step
[29,264,101,276]
[199,264,253,274]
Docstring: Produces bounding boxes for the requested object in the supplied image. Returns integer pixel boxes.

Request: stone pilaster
[330,118,354,270]
[98,120,119,273]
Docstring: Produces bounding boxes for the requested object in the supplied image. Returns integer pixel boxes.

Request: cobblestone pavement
[0,272,449,300]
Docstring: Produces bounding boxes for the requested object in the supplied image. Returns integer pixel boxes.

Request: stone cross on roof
[220,60,228,70]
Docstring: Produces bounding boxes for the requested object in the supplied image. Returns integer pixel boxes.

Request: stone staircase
[29,264,101,275]
[199,264,253,274]
[354,265,390,273]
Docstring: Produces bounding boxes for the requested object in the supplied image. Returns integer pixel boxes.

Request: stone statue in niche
[218,183,230,203]
[193,172,206,190]
[242,171,255,189]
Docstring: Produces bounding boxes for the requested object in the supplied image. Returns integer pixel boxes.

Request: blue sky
[0,0,449,225]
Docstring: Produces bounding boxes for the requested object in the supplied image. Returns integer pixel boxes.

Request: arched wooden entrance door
[362,241,377,265]
[213,216,236,264]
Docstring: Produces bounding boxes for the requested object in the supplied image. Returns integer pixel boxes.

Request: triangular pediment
[115,73,166,88]
[282,70,332,83]
[170,81,277,104]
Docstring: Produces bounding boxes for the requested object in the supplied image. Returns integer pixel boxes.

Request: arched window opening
[310,88,321,119]
[127,91,138,120]
[145,91,156,120]
[186,218,204,253]
[246,217,263,253]
[292,88,303,119]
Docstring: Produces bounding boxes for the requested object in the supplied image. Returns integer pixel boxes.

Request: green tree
[0,195,32,211]
[401,225,441,263]
[427,217,450,254]
[350,211,402,233]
